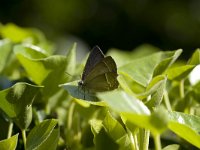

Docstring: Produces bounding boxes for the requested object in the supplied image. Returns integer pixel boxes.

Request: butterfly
[78,46,119,95]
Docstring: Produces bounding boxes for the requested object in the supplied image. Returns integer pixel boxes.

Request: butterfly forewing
[82,46,104,81]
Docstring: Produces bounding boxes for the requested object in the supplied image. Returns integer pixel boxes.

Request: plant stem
[127,128,137,150]
[7,122,13,138]
[67,101,75,130]
[163,91,172,111]
[141,129,150,150]
[154,134,161,150]
[22,129,26,149]
[179,80,185,99]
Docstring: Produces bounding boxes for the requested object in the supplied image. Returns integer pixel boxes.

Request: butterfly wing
[82,46,105,81]
[83,56,119,92]
[84,72,118,92]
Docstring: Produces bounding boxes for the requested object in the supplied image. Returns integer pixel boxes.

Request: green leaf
[153,49,182,76]
[0,39,12,73]
[107,44,160,67]
[60,81,98,101]
[97,90,150,114]
[166,65,195,81]
[0,23,33,43]
[90,119,119,150]
[14,44,75,99]
[103,111,132,149]
[145,76,167,108]
[0,82,43,129]
[122,107,169,136]
[26,119,59,150]
[168,111,200,148]
[0,134,18,150]
[162,144,180,150]
[119,49,182,87]
[65,43,76,77]
[191,81,200,103]
[188,49,200,65]
[103,111,127,141]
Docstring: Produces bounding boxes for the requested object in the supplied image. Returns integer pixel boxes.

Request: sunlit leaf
[168,111,200,148]
[166,65,195,81]
[119,49,182,87]
[0,134,18,150]
[188,49,200,65]
[122,106,168,136]
[162,144,180,150]
[98,90,150,114]
[107,44,160,67]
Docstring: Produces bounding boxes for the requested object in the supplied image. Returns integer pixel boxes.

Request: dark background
[1,0,200,58]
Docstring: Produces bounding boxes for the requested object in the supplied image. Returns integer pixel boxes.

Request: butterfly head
[78,80,84,86]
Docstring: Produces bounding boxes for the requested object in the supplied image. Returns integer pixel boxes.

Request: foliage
[0,24,200,150]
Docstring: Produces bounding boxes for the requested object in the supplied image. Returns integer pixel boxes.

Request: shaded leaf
[103,111,132,150]
[145,76,167,108]
[60,81,98,101]
[0,39,12,73]
[90,119,119,150]
[26,119,59,150]
[0,82,42,129]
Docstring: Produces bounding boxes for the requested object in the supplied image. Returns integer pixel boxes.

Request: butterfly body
[78,46,119,93]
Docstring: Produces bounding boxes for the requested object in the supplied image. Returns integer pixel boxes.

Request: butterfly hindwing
[84,72,118,92]
[84,56,117,83]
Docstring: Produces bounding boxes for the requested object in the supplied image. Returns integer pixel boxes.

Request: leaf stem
[179,80,185,99]
[163,91,172,111]
[154,134,161,150]
[22,129,27,149]
[7,122,13,138]
[67,100,75,130]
